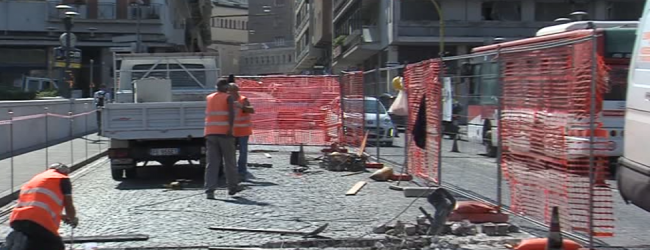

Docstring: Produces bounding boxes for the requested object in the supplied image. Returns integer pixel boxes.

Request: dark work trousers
[204,135,239,193]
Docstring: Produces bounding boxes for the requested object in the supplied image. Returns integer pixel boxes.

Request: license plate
[150,148,180,156]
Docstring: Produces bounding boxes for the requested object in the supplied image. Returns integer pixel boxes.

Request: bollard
[69,111,74,166]
[44,107,49,168]
[9,110,14,196]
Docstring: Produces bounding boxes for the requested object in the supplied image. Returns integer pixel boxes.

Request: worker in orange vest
[228,83,255,181]
[204,79,245,199]
[1,163,78,250]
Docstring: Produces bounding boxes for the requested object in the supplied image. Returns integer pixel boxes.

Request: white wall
[0,99,98,157]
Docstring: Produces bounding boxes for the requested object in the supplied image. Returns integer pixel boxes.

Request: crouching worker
[0,163,79,250]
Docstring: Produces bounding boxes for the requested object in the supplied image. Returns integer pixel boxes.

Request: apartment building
[0,0,211,97]
[238,40,295,75]
[248,0,293,44]
[293,0,332,74]
[238,0,294,75]
[332,0,644,94]
[209,0,249,75]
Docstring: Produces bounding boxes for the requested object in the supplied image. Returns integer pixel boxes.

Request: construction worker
[204,79,245,199]
[228,83,255,181]
[0,163,78,250]
[93,84,111,135]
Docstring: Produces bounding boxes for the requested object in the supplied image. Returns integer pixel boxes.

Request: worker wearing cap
[1,163,78,250]
[204,79,245,199]
[228,83,255,181]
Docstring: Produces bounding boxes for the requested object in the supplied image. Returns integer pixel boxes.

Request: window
[607,1,644,21]
[400,0,439,21]
[288,55,292,62]
[535,1,592,22]
[131,64,207,89]
[482,1,522,21]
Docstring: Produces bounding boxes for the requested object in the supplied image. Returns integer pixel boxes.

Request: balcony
[47,2,162,21]
[396,20,555,44]
[332,25,381,68]
[294,44,323,72]
[240,40,294,51]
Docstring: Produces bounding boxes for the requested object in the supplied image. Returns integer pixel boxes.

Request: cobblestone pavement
[1,146,445,248]
[375,132,650,247]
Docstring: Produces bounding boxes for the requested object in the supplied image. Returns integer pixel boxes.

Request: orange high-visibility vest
[205,92,231,136]
[10,169,67,236]
[234,95,253,137]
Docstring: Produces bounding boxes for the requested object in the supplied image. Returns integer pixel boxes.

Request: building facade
[239,40,295,75]
[247,0,293,44]
[293,0,332,74]
[0,0,211,97]
[332,0,645,94]
[209,0,248,75]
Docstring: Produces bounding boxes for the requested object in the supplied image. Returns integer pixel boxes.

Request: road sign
[54,47,82,69]
[59,33,77,48]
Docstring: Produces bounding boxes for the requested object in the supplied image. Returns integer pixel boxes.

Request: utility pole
[133,0,144,53]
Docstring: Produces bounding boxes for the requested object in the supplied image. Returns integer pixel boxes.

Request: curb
[0,150,108,208]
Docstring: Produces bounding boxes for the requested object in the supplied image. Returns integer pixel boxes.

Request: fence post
[85,103,88,160]
[8,110,14,196]
[44,107,49,168]
[375,55,382,161]
[437,59,445,185]
[587,21,598,249]
[495,45,504,212]
[69,111,74,165]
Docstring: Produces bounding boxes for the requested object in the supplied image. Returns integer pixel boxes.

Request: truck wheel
[484,131,497,158]
[125,168,138,179]
[111,169,124,181]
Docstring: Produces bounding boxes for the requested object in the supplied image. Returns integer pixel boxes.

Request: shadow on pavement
[115,165,205,190]
[215,197,272,206]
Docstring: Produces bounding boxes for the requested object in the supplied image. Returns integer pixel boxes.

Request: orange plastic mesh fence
[339,72,366,147]
[235,76,341,146]
[404,59,443,184]
[499,38,615,237]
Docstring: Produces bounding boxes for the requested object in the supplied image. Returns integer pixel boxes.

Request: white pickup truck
[102,53,220,180]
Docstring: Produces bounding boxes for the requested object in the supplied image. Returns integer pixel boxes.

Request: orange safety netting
[404,59,443,184]
[339,72,366,147]
[235,76,341,146]
[500,38,615,236]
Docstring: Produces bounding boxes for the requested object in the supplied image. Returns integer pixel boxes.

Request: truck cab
[617,0,650,213]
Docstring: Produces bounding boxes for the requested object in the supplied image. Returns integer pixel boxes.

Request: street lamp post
[56,5,79,98]
[131,0,144,53]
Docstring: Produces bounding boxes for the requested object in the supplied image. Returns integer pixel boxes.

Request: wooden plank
[345,181,367,196]
[357,131,369,157]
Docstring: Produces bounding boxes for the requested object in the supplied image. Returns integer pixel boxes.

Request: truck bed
[102,102,206,140]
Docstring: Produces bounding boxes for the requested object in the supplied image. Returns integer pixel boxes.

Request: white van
[618,0,650,213]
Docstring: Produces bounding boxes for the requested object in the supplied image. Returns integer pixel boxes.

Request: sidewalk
[0,133,108,204]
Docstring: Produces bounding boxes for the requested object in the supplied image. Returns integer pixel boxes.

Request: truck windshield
[131,63,207,89]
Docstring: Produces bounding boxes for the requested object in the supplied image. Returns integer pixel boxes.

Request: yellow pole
[430,0,444,56]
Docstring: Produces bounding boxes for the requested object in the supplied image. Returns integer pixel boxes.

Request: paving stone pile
[370,216,533,250]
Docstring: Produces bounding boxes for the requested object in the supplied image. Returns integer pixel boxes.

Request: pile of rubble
[371,217,531,250]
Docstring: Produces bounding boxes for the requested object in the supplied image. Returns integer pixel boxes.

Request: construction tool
[69,225,74,250]
[208,223,329,238]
